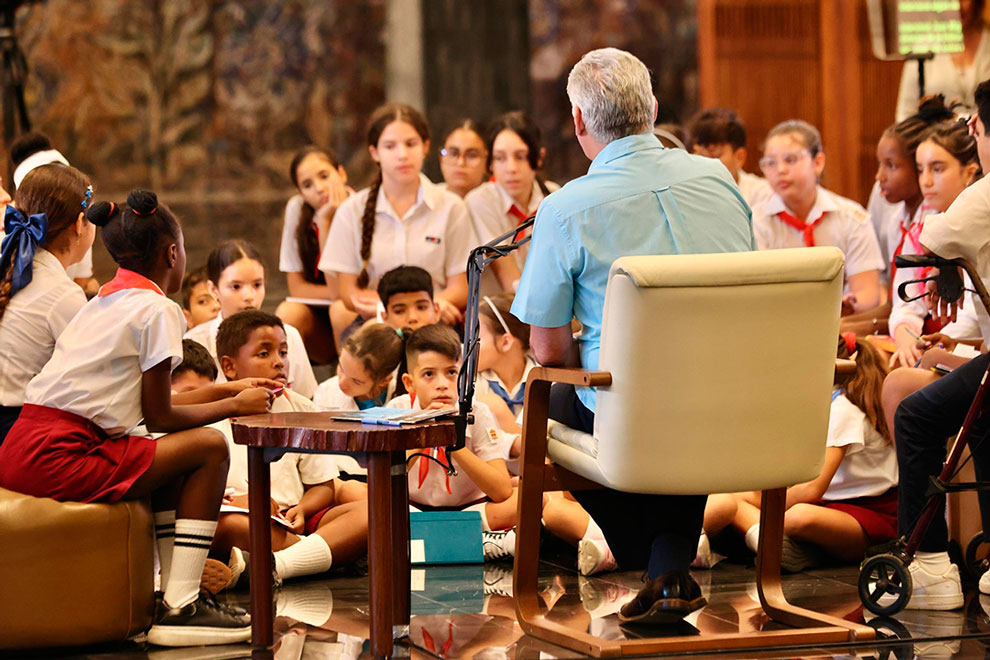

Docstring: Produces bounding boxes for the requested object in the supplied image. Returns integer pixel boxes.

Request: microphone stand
[445,215,536,471]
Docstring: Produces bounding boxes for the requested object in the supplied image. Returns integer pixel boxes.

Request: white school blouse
[473,355,538,425]
[217,388,339,510]
[318,174,475,292]
[736,169,772,210]
[389,394,508,508]
[885,204,936,337]
[278,194,310,274]
[823,393,898,501]
[184,312,318,399]
[0,249,86,406]
[921,175,990,346]
[0,229,91,282]
[25,285,184,438]
[753,187,886,279]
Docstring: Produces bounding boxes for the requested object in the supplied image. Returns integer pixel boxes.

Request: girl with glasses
[753,119,885,315]
[438,119,488,198]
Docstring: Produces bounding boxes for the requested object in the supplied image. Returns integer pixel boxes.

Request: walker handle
[894,254,964,304]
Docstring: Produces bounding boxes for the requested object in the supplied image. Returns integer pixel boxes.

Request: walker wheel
[865,616,913,660]
[859,553,913,616]
[965,531,989,579]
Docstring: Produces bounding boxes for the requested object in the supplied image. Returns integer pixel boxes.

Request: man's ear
[220,355,238,381]
[651,96,658,123]
[572,106,587,137]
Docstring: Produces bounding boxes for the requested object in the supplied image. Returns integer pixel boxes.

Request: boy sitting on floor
[210,310,368,589]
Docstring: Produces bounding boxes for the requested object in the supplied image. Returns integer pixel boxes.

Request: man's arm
[531,324,580,367]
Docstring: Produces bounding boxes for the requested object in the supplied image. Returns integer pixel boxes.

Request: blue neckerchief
[487,379,525,410]
[831,389,843,402]
[0,207,48,297]
[355,390,389,410]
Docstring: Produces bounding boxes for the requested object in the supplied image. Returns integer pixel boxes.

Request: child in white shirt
[0,190,274,646]
[185,239,318,398]
[732,334,898,572]
[0,164,91,443]
[753,120,885,314]
[389,324,515,558]
[211,310,368,590]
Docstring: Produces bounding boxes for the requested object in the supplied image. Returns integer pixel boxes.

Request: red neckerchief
[98,268,165,297]
[508,204,530,243]
[890,215,931,296]
[776,210,826,247]
[412,392,453,494]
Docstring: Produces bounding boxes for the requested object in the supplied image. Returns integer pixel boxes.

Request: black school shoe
[147,590,251,647]
[618,569,707,625]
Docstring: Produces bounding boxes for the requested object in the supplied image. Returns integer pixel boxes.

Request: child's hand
[233,387,274,415]
[921,332,958,353]
[435,298,463,325]
[350,291,380,318]
[889,325,924,369]
[226,378,283,396]
[840,292,858,317]
[426,399,455,411]
[283,505,306,534]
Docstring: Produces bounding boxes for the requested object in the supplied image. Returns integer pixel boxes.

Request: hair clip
[841,332,857,356]
[81,185,93,209]
[132,206,157,216]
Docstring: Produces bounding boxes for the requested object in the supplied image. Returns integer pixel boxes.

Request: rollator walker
[859,253,990,615]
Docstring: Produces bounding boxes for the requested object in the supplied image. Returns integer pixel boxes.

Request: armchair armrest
[527,367,612,388]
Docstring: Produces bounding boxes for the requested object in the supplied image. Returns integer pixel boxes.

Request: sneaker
[779,535,821,573]
[484,564,514,597]
[483,528,516,561]
[876,559,964,610]
[578,536,618,576]
[200,558,233,595]
[980,568,990,594]
[691,532,726,570]
[147,591,251,647]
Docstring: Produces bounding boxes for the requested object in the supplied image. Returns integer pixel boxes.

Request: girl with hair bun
[438,118,488,198]
[0,189,279,647]
[0,163,92,442]
[319,103,475,348]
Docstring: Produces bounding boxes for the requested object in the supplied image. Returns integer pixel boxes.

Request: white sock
[164,519,217,609]
[276,584,334,626]
[745,524,760,554]
[583,517,605,542]
[916,551,952,572]
[154,510,176,587]
[274,534,333,580]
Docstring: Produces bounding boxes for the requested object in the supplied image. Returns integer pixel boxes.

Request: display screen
[868,0,965,59]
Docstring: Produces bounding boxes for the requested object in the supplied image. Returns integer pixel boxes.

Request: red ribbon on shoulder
[411,392,453,494]
[97,268,165,297]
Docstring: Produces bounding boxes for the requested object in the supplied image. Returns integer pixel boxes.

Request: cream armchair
[512,247,876,656]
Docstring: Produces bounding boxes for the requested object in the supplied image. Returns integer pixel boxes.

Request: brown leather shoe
[618,569,706,624]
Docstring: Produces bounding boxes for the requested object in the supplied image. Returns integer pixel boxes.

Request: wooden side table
[232,412,456,658]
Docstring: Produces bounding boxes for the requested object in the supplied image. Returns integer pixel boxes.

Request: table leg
[248,447,274,649]
[367,452,394,658]
[390,450,410,626]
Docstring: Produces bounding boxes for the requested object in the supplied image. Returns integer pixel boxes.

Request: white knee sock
[276,584,334,626]
[745,524,761,554]
[274,534,333,580]
[164,519,217,609]
[154,510,176,587]
[583,516,605,541]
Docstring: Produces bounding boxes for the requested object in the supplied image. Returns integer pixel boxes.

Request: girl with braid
[0,164,93,443]
[319,103,475,348]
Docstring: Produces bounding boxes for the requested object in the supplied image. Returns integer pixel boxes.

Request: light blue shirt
[512,133,756,411]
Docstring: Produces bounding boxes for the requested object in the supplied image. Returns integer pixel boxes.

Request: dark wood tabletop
[230,412,457,452]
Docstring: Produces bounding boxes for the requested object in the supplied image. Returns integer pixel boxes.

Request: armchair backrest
[593,247,844,494]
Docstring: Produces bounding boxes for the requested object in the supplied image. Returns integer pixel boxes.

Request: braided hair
[357,103,431,289]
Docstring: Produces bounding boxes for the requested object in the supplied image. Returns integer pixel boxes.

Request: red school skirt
[0,404,156,503]
[820,487,898,545]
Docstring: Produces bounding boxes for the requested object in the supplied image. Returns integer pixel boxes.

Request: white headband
[482,296,511,336]
[653,128,686,151]
[13,149,70,189]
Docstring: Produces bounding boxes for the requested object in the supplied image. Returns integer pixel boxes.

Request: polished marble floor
[11,550,990,660]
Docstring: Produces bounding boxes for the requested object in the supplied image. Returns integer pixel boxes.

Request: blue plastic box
[409,510,484,564]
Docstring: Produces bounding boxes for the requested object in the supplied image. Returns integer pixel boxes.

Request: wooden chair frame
[512,367,876,657]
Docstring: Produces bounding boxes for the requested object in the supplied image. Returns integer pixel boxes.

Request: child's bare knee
[199,427,230,463]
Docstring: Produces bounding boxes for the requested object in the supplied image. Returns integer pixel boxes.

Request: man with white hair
[511,48,755,624]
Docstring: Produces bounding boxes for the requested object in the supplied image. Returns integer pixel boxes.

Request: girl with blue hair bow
[0,163,94,442]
